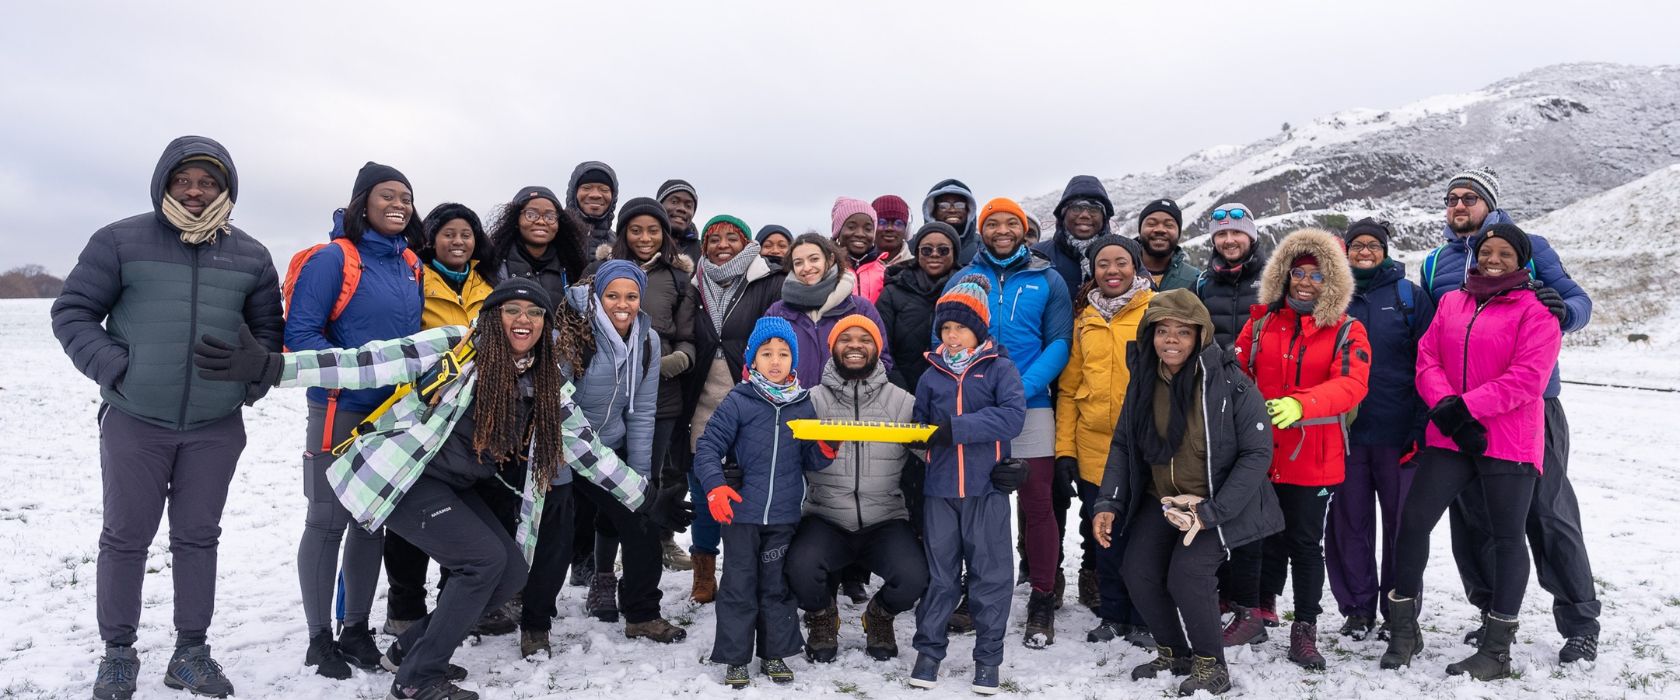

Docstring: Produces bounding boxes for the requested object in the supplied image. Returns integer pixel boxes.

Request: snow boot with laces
[164,644,235,698]
[624,617,688,644]
[587,571,619,622]
[338,621,385,671]
[1288,621,1326,670]
[862,597,899,660]
[93,646,140,700]
[1221,605,1267,647]
[804,603,840,662]
[1446,613,1518,681]
[1177,655,1231,696]
[519,629,550,659]
[386,679,478,700]
[304,630,351,680]
[1023,589,1056,648]
[1132,645,1193,680]
[1559,634,1598,663]
[660,531,692,571]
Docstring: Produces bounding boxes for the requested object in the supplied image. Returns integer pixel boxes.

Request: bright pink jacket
[1415,286,1561,469]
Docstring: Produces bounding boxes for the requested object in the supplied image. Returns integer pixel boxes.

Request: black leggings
[1395,448,1536,618]
[1229,483,1332,624]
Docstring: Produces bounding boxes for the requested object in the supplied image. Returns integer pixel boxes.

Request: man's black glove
[927,415,955,448]
[636,485,695,533]
[1533,286,1567,326]
[1452,421,1489,457]
[1429,396,1472,436]
[722,464,745,490]
[990,458,1027,494]
[195,324,281,385]
[1053,456,1080,500]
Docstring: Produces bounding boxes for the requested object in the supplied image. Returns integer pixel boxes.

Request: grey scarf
[781,264,840,310]
[1069,234,1100,279]
[1087,275,1151,321]
[699,242,761,337]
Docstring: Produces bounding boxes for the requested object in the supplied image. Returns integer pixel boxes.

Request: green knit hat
[702,214,752,241]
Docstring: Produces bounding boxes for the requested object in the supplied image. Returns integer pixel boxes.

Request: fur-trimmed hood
[1257,227,1353,328]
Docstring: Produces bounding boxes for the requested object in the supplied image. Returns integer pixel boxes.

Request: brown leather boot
[691,553,717,604]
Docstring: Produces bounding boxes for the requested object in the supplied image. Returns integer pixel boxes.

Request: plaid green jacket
[279,325,649,561]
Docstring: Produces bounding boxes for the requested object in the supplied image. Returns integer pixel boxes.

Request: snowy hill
[1023,62,1680,255]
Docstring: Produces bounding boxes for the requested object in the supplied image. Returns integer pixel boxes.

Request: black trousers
[786,517,930,615]
[1399,448,1536,619]
[385,476,527,688]
[596,421,681,572]
[574,478,663,623]
[518,479,574,631]
[712,523,802,665]
[1231,483,1333,624]
[1449,397,1600,636]
[1123,505,1226,662]
[1078,481,1143,625]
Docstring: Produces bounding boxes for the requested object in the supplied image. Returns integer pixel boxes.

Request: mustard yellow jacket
[1055,289,1154,484]
[420,263,493,331]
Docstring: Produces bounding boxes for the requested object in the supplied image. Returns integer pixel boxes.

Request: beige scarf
[161,191,234,245]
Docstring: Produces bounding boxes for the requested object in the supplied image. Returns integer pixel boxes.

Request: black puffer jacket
[686,255,786,410]
[51,135,285,430]
[1195,255,1265,349]
[876,260,947,392]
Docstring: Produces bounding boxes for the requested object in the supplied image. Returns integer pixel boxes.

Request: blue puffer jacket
[1420,209,1590,398]
[948,250,1073,409]
[1347,260,1435,448]
[565,285,660,477]
[1031,175,1114,296]
[912,342,1026,499]
[693,382,834,526]
[283,209,423,413]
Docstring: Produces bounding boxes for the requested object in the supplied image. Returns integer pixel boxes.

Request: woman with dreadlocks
[194,278,687,700]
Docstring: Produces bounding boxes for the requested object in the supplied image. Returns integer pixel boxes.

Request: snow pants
[913,492,1012,667]
[1231,483,1333,624]
[1123,504,1226,662]
[1398,448,1536,619]
[711,523,801,665]
[1326,445,1414,619]
[1079,480,1143,626]
[786,517,929,615]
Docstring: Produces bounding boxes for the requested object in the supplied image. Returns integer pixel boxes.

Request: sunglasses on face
[1211,208,1249,221]
[1289,267,1326,284]
[1443,194,1482,208]
[918,244,952,257]
[1064,199,1105,214]
[878,219,907,229]
[500,306,547,321]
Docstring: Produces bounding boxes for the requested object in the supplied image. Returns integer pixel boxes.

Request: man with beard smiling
[569,160,619,261]
[658,179,703,261]
[1134,198,1199,291]
[786,315,927,664]
[1032,176,1114,296]
[1194,202,1266,348]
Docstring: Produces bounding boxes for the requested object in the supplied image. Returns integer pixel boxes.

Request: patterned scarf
[161,191,234,245]
[747,368,806,405]
[941,339,993,375]
[698,242,761,337]
[1087,275,1151,321]
[1068,234,1100,278]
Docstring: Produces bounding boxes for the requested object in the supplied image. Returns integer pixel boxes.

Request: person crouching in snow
[907,275,1028,696]
[1380,224,1562,680]
[692,316,838,688]
[1091,289,1281,697]
[193,278,686,700]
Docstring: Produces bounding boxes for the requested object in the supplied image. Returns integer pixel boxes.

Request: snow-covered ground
[3,297,1677,699]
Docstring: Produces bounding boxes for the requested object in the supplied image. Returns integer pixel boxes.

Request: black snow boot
[804,604,840,663]
[305,630,352,680]
[1446,614,1518,681]
[338,622,385,671]
[1022,590,1056,648]
[1177,655,1231,696]
[1379,594,1424,670]
[93,646,140,700]
[1131,645,1192,680]
[164,644,235,698]
[1559,634,1598,663]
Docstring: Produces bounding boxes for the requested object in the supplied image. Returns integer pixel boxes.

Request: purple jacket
[765,294,893,389]
[1415,285,1561,468]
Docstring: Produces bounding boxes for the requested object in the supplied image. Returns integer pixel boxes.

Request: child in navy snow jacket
[693,316,835,687]
[908,276,1026,694]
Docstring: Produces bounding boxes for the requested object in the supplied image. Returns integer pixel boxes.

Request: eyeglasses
[1063,199,1105,215]
[1443,194,1482,208]
[522,210,560,224]
[500,306,547,321]
[918,244,952,257]
[878,219,907,229]
[1347,242,1385,253]
[934,201,969,212]
[1210,208,1249,221]
[1289,267,1326,284]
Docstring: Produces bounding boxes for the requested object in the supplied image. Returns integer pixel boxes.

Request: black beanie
[1085,234,1144,275]
[657,179,698,205]
[352,161,410,200]
[1343,218,1392,255]
[616,197,672,236]
[755,224,793,246]
[484,277,555,315]
[512,185,562,210]
[577,169,614,189]
[1479,223,1533,269]
[1137,198,1183,232]
[911,221,962,260]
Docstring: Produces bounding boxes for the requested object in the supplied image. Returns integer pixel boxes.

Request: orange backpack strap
[327,238,364,322]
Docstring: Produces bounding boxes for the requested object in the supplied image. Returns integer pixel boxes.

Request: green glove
[1266,397,1304,429]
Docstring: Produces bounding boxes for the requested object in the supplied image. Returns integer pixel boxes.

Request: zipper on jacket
[1199,356,1230,557]
[178,248,202,429]
[853,383,864,530]
[765,403,782,523]
[1461,297,1494,392]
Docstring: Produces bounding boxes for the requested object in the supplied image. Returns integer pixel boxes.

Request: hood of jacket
[566,160,619,228]
[922,178,978,237]
[1257,227,1353,328]
[1138,288,1217,349]
[151,135,239,226]
[1051,175,1114,249]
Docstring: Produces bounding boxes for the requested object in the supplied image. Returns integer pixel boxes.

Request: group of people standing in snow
[53,134,1600,700]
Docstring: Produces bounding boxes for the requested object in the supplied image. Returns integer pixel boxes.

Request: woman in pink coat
[1380,224,1562,681]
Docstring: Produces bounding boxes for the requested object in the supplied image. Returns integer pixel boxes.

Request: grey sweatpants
[97,406,245,645]
[299,402,383,635]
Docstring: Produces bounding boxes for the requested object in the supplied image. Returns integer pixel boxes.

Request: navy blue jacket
[912,343,1027,500]
[283,209,423,412]
[1347,261,1435,448]
[1420,209,1590,398]
[1031,175,1114,296]
[693,382,834,526]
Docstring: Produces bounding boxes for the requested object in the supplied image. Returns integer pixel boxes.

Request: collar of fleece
[1256,227,1354,328]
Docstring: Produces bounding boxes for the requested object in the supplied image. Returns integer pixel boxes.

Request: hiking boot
[947,593,975,634]
[1255,593,1280,627]
[1023,589,1056,649]
[567,557,594,588]
[1559,634,1598,663]
[660,532,693,571]
[971,663,1000,695]
[908,653,940,689]
[1340,615,1375,641]
[338,621,385,671]
[304,630,351,680]
[1123,625,1155,649]
[386,679,478,700]
[863,597,899,660]
[1221,606,1267,647]
[382,618,418,637]
[804,604,840,662]
[1086,620,1126,643]
[93,646,139,700]
[1076,567,1099,611]
[1052,569,1066,610]
[624,617,687,644]
[164,644,234,698]
[1177,655,1232,696]
[723,664,750,689]
[379,639,467,682]
[470,603,517,637]
[519,629,550,659]
[587,571,619,622]
[1379,594,1424,670]
[761,658,794,684]
[1132,645,1193,680]
[1446,614,1517,681]
[690,553,717,604]
[1463,612,1487,646]
[1288,621,1326,670]
[841,579,870,605]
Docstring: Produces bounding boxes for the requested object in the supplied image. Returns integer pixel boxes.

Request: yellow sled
[786,419,937,443]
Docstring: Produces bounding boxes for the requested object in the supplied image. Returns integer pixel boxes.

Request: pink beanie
[831,197,877,237]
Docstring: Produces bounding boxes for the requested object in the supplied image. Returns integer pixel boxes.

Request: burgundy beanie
[871,195,911,223]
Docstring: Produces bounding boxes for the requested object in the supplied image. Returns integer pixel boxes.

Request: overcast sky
[4,0,1677,275]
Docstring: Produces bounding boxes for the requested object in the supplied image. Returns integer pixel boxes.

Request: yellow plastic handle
[785,419,938,443]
